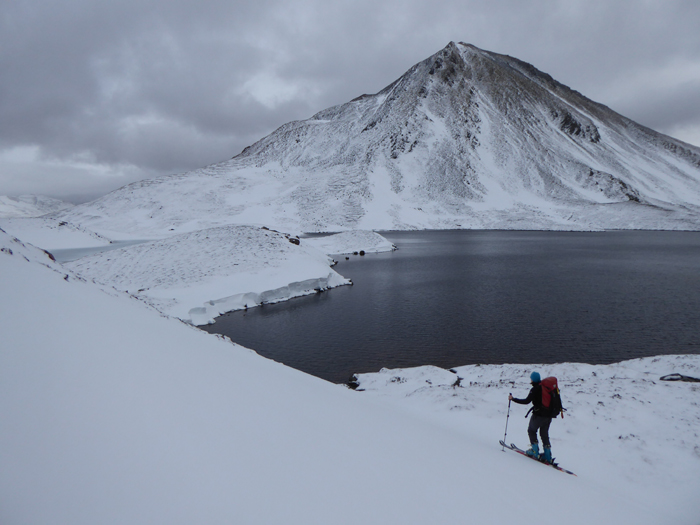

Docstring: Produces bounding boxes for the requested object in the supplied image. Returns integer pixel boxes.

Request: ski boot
[525,443,539,458]
[541,447,553,464]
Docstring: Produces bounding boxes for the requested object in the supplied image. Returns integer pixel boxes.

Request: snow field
[1,228,686,524]
[61,226,400,325]
[353,357,700,523]
[0,217,112,250]
[303,229,397,255]
[63,225,355,324]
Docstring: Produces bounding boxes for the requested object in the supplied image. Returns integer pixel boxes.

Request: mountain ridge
[0,194,74,219]
[60,42,700,236]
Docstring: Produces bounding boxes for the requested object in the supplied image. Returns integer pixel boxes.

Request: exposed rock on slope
[62,42,700,235]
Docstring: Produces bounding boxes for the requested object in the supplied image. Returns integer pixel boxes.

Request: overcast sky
[2,0,699,203]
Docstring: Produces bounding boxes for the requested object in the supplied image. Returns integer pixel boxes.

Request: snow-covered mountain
[62,42,700,236]
[0,194,73,218]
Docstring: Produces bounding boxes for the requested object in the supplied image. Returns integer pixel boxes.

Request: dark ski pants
[528,414,552,448]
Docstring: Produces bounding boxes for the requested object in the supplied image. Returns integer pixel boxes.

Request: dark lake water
[201,230,700,383]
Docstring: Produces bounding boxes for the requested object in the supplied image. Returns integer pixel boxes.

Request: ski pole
[502,394,512,451]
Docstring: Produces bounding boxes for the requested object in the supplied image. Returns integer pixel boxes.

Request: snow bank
[64,225,351,325]
[353,357,700,523]
[304,230,397,255]
[187,273,347,325]
[0,226,681,524]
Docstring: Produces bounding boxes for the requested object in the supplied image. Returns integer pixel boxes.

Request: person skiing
[508,371,553,463]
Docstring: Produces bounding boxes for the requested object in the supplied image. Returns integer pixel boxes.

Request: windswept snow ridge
[65,225,353,324]
[58,41,700,236]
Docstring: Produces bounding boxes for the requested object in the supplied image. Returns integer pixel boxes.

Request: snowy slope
[0,194,73,218]
[0,226,686,524]
[354,358,700,523]
[59,42,700,236]
[64,225,351,325]
[0,216,113,250]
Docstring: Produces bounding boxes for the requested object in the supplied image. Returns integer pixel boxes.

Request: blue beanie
[530,371,541,383]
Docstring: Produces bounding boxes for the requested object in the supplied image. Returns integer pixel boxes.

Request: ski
[499,440,576,476]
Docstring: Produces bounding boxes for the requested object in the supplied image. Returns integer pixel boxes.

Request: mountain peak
[62,43,700,235]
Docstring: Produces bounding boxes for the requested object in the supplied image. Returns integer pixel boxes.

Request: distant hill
[0,194,74,218]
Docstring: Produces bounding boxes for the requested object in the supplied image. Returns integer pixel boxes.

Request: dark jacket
[512,383,547,416]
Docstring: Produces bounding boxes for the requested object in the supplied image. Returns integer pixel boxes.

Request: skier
[508,371,553,463]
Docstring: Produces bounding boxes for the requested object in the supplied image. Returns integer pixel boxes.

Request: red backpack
[540,376,565,418]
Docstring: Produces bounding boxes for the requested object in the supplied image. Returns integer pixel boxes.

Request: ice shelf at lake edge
[63,226,396,325]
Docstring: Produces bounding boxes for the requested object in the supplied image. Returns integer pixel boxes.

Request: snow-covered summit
[60,42,700,236]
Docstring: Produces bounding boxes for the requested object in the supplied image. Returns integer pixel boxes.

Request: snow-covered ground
[0,194,73,218]
[0,216,112,250]
[4,37,700,525]
[354,358,700,523]
[63,226,397,325]
[0,216,397,325]
[3,226,698,524]
[304,229,397,254]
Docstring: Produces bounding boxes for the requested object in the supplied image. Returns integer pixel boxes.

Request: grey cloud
[2,0,700,201]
